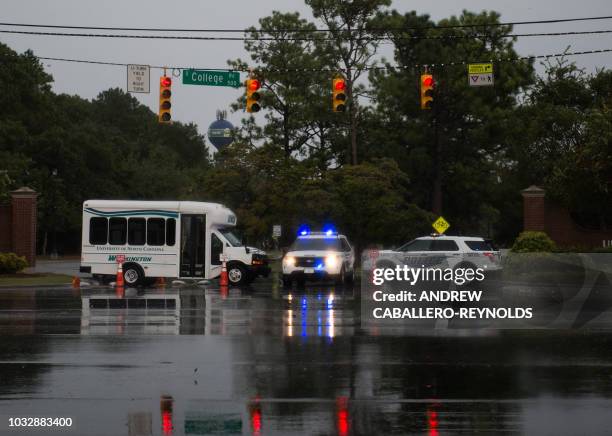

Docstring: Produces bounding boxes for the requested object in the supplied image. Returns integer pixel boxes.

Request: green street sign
[182,70,241,88]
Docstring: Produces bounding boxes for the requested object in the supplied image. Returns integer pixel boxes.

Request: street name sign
[127,65,150,93]
[183,69,241,88]
[432,216,450,235]
[468,63,494,87]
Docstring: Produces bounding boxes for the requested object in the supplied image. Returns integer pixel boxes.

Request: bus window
[211,233,223,265]
[166,218,176,246]
[128,218,146,245]
[147,218,165,246]
[109,218,127,245]
[89,217,108,245]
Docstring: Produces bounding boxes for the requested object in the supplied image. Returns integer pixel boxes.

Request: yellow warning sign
[468,63,493,74]
[432,216,450,234]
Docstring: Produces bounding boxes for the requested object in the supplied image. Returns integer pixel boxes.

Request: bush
[511,231,556,253]
[0,252,28,274]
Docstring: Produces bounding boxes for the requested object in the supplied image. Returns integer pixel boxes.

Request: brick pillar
[521,185,546,232]
[10,187,38,267]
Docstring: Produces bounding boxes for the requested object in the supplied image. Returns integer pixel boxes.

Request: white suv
[282,231,355,287]
[364,235,501,273]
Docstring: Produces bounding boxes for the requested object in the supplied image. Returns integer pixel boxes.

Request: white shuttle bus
[80,200,270,286]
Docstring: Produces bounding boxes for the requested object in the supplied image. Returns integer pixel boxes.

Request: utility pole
[348,77,358,165]
[432,115,443,215]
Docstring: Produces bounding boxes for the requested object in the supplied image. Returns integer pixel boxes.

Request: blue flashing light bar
[297,225,311,236]
[322,224,337,236]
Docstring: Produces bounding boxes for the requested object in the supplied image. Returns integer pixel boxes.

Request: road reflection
[2,284,612,434]
[76,285,356,337]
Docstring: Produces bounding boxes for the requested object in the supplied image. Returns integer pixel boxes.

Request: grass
[0,272,73,287]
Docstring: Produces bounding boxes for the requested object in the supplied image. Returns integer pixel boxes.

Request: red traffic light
[334,80,346,91]
[248,79,260,91]
[160,76,172,87]
[422,76,434,87]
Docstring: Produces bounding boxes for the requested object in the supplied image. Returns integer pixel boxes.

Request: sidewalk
[25,259,86,277]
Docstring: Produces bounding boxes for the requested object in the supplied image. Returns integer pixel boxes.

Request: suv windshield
[290,238,342,251]
[219,228,242,247]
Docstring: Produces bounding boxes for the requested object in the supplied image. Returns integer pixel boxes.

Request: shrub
[511,231,556,253]
[0,252,28,274]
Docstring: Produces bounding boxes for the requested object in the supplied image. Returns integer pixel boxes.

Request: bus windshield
[219,228,243,247]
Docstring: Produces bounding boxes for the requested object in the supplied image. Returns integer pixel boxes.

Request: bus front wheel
[227,263,247,286]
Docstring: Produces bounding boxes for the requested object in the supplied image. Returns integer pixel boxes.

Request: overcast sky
[3,0,612,146]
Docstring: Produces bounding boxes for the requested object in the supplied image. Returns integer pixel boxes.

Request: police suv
[364,235,501,273]
[282,229,355,287]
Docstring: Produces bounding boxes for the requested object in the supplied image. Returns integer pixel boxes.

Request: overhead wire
[35,48,612,73]
[2,28,612,41]
[1,15,612,32]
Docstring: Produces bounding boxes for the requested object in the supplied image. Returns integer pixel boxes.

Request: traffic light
[332,77,347,112]
[420,74,434,110]
[159,76,172,123]
[246,78,261,113]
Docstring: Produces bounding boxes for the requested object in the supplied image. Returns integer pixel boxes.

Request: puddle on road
[2,286,612,434]
[0,285,358,336]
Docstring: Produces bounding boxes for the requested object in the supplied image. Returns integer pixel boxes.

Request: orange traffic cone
[220,260,229,287]
[71,276,80,288]
[156,277,166,286]
[116,262,124,288]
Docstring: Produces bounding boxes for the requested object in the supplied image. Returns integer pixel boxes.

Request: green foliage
[365,10,535,240]
[200,142,431,248]
[0,253,28,274]
[511,231,556,253]
[0,43,211,253]
[228,11,340,163]
[511,60,612,231]
[2,2,611,255]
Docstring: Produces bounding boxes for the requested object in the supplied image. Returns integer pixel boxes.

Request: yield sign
[469,73,494,87]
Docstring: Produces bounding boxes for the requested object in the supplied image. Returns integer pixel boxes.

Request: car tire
[227,263,247,286]
[123,263,144,287]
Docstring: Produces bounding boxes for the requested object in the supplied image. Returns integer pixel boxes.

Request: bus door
[180,215,206,277]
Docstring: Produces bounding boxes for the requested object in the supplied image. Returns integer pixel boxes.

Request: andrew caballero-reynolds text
[369,266,533,320]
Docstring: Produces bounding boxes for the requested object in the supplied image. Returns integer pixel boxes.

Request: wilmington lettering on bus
[108,255,152,262]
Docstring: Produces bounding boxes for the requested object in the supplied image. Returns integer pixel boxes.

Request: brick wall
[522,186,612,249]
[0,188,38,266]
[0,204,11,252]
[10,188,37,266]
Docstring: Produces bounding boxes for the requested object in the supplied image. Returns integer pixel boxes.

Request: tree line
[0,1,610,253]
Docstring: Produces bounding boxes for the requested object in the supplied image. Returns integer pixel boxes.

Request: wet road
[1,281,612,435]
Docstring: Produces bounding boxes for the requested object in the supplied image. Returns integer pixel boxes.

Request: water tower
[207,110,235,152]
